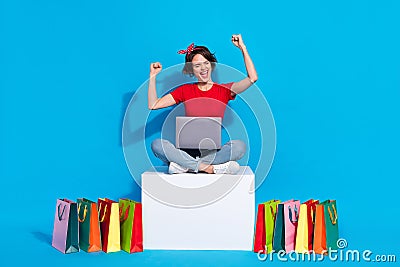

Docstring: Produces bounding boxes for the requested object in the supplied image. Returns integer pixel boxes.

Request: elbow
[148,100,159,110]
[148,103,156,110]
[250,75,258,83]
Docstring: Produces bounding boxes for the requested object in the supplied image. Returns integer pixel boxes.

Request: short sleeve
[170,85,186,104]
[220,82,236,101]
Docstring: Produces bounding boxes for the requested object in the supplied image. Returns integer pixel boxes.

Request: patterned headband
[177,43,195,55]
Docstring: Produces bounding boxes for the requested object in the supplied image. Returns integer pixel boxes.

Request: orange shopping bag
[313,202,327,254]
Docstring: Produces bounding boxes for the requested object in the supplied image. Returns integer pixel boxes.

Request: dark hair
[182,46,217,76]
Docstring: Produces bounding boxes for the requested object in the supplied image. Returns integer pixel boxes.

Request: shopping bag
[295,199,319,253]
[52,198,79,254]
[265,200,280,253]
[119,198,143,253]
[313,200,339,254]
[272,202,285,252]
[77,198,102,252]
[98,198,121,253]
[313,200,328,254]
[253,203,266,253]
[283,200,300,252]
[324,200,339,250]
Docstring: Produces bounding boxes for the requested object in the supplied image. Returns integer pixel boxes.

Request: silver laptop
[176,117,222,150]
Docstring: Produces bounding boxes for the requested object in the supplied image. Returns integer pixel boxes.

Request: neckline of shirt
[195,82,215,93]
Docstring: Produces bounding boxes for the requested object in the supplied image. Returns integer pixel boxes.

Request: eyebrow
[193,61,209,65]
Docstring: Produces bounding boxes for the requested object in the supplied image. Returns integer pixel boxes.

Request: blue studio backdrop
[1,0,399,266]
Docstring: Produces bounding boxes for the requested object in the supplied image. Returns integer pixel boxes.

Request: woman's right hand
[150,62,162,77]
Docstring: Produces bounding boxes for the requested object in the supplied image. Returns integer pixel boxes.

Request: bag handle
[98,202,108,222]
[328,204,338,225]
[311,209,314,224]
[119,203,130,222]
[77,203,87,223]
[270,205,276,221]
[57,204,66,221]
[288,205,299,223]
[311,205,316,224]
[310,202,318,224]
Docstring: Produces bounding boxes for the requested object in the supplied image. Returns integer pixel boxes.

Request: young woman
[148,34,258,174]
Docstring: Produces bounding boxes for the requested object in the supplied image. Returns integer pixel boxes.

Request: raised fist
[231,34,246,49]
[150,62,162,76]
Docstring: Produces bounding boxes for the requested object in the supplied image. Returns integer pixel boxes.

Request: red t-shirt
[170,82,235,118]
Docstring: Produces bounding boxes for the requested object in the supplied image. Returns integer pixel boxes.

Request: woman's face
[191,54,212,83]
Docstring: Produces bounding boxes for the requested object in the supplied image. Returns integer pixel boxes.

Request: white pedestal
[141,166,255,250]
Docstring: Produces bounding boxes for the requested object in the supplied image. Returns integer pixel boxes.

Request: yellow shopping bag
[295,199,319,253]
[98,198,121,253]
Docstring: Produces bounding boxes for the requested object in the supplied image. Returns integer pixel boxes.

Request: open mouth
[200,70,209,79]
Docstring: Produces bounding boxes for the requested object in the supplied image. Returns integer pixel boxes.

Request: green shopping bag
[119,198,143,253]
[265,200,280,253]
[77,198,102,252]
[323,200,339,250]
[272,203,285,252]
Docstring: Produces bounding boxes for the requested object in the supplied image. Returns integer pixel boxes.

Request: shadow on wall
[122,107,172,147]
[118,179,141,202]
[121,70,191,147]
[119,90,172,148]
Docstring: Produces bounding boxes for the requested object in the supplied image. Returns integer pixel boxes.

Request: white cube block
[142,166,255,250]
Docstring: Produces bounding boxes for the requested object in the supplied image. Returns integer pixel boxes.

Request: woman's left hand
[231,34,246,50]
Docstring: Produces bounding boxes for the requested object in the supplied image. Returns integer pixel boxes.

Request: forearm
[240,46,258,83]
[148,76,159,109]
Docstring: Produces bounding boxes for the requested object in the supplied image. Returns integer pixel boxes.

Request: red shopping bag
[253,204,266,253]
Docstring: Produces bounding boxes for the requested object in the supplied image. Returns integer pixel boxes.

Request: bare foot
[198,163,214,174]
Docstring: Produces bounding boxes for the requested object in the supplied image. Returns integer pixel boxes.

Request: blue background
[1,0,399,266]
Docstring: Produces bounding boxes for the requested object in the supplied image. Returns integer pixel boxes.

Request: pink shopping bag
[283,200,300,252]
[52,199,79,253]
